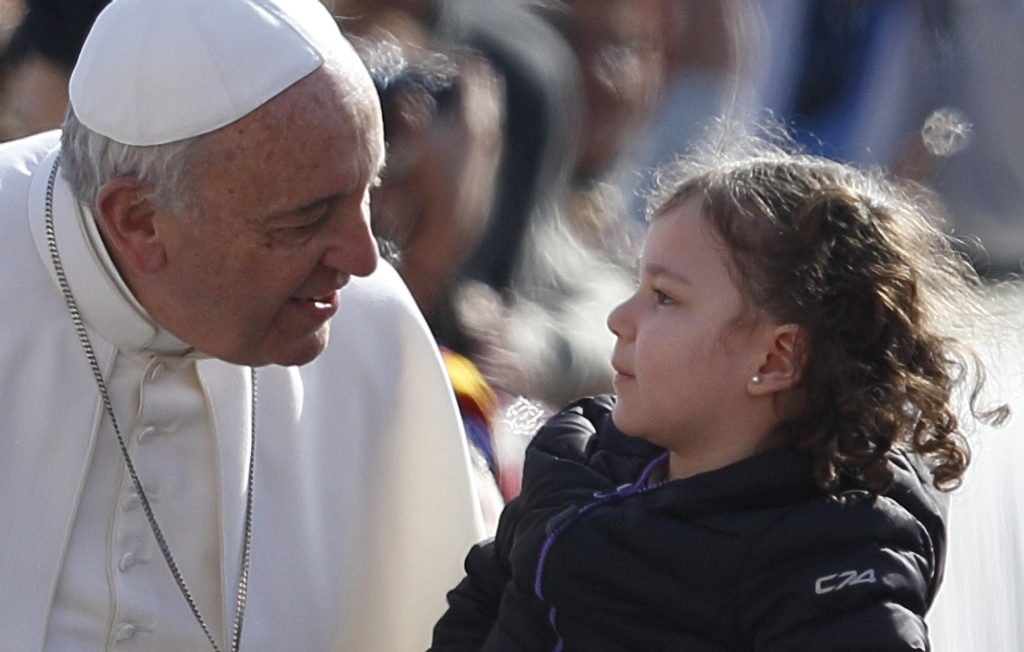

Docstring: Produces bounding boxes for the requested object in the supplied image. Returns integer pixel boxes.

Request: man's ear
[95,178,167,273]
[748,323,806,395]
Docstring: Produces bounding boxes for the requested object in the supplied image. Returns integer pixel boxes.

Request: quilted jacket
[432,395,947,651]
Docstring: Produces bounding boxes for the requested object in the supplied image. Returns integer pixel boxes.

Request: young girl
[430,127,1009,651]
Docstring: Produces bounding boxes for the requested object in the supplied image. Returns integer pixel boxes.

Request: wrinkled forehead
[197,62,384,178]
[317,59,386,168]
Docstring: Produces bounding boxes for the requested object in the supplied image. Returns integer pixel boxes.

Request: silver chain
[43,156,255,652]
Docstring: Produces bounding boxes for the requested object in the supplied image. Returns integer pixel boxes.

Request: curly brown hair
[648,125,1009,494]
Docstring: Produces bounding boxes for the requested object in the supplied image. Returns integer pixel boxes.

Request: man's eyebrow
[259,195,338,226]
[261,155,385,225]
[295,195,337,214]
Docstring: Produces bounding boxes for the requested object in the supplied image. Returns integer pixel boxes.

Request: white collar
[29,147,195,355]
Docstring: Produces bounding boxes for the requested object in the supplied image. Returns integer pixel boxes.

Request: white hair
[59,105,206,211]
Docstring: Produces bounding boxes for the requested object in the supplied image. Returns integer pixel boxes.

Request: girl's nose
[607,294,634,339]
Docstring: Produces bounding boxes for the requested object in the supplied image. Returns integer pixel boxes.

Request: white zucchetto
[69,0,346,146]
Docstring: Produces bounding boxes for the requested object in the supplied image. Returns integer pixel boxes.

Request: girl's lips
[610,356,633,379]
[612,371,634,388]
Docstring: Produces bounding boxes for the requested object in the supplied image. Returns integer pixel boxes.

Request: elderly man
[0,0,485,650]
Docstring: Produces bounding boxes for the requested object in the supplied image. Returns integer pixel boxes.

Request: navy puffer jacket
[432,395,947,651]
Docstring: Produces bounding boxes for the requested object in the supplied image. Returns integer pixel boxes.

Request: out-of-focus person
[337,0,581,293]
[0,0,109,140]
[462,0,665,409]
[355,22,513,524]
[616,0,755,224]
[746,0,1024,277]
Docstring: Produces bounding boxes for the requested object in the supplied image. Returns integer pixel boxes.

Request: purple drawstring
[548,607,563,652]
[533,451,670,650]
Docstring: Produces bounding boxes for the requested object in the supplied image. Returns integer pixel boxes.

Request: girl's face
[608,198,779,461]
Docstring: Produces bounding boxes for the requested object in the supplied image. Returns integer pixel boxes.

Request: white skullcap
[69,0,347,146]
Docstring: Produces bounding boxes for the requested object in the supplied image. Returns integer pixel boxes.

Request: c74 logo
[814,569,877,595]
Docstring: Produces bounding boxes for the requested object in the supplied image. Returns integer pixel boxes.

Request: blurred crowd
[3,0,1024,520]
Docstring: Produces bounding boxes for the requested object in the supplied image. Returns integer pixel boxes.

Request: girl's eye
[653,289,676,305]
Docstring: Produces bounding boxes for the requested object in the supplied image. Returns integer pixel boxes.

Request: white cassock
[0,131,486,651]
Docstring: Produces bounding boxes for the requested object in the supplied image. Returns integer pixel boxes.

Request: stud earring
[751,374,762,384]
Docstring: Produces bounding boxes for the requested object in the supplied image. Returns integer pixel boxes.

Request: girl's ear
[748,323,806,395]
[94,178,167,273]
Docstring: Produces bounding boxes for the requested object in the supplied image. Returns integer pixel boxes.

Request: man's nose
[321,210,379,277]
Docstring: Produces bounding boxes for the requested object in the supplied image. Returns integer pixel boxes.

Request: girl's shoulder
[735,451,946,648]
[523,395,663,487]
[739,448,947,613]
[760,449,945,556]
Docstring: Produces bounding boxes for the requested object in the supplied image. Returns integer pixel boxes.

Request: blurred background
[3,1,1022,649]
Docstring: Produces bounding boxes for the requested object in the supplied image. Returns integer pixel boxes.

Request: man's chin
[247,326,331,368]
[275,331,330,367]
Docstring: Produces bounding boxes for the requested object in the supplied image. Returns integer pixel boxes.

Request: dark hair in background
[361,37,460,141]
[649,120,1009,494]
[2,0,110,69]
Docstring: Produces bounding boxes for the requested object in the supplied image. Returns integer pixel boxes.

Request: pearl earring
[751,374,762,384]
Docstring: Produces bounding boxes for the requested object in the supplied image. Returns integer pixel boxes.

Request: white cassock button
[123,483,158,503]
[121,492,140,511]
[147,362,165,382]
[114,622,137,641]
[118,551,137,572]
[138,425,159,442]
